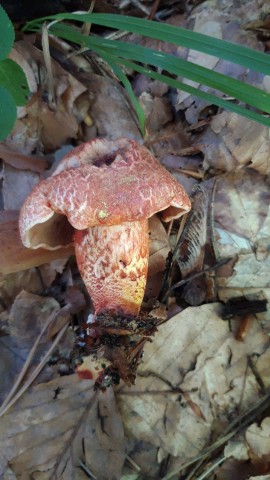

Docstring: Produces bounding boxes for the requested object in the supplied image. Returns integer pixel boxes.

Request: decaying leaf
[0,375,124,479]
[0,143,48,173]
[0,290,61,404]
[202,112,270,175]
[213,170,270,302]
[3,164,39,210]
[148,215,170,277]
[117,303,269,466]
[80,72,142,141]
[177,185,208,276]
[176,15,222,106]
[246,418,270,460]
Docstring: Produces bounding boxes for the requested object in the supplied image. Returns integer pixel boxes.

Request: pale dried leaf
[246,418,270,457]
[203,112,270,175]
[0,144,48,173]
[7,40,87,153]
[249,476,270,480]
[224,439,249,460]
[117,304,269,462]
[148,215,170,276]
[176,15,221,105]
[80,73,141,141]
[213,171,270,294]
[0,376,125,480]
[0,291,60,403]
[3,164,39,210]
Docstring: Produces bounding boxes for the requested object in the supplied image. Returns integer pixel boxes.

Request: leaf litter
[1,0,270,479]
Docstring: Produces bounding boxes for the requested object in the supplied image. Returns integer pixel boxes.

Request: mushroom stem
[74,220,149,316]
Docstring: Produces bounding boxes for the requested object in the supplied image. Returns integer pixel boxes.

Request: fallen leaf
[213,170,270,298]
[0,143,48,173]
[202,112,270,175]
[246,418,270,458]
[148,215,170,276]
[3,164,39,210]
[0,376,125,480]
[176,15,222,106]
[117,303,269,464]
[79,73,142,141]
[0,290,60,403]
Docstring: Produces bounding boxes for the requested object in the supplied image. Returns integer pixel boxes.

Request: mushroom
[19,138,191,317]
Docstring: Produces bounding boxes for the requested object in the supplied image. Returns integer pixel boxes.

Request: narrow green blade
[24,13,270,75]
[91,49,270,128]
[50,23,270,114]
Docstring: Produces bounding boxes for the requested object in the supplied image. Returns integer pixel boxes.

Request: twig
[148,0,161,20]
[77,458,97,479]
[41,22,56,107]
[161,389,270,480]
[0,322,69,417]
[195,455,225,480]
[0,311,59,413]
[126,455,141,472]
[166,257,233,297]
[130,0,150,15]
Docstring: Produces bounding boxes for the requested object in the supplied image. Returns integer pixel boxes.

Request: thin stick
[167,257,232,297]
[0,310,59,413]
[0,322,69,417]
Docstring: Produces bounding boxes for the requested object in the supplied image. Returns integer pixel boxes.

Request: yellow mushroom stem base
[74,219,149,316]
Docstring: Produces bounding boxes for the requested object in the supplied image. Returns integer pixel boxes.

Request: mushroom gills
[74,219,149,316]
[26,213,74,249]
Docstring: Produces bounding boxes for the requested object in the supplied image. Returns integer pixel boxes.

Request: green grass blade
[49,23,270,114]
[90,49,270,128]
[24,13,270,75]
[100,53,145,133]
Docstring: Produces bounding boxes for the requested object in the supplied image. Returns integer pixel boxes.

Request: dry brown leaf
[202,112,270,175]
[148,97,173,132]
[148,215,170,276]
[246,418,270,458]
[117,303,269,466]
[7,41,87,153]
[0,144,48,173]
[3,164,39,210]
[80,73,141,141]
[175,0,265,124]
[0,291,61,403]
[176,15,222,107]
[0,376,125,480]
[213,171,270,298]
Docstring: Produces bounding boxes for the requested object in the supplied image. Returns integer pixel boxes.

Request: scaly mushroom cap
[19,138,191,250]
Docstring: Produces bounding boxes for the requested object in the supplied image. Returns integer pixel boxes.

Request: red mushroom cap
[19,138,191,250]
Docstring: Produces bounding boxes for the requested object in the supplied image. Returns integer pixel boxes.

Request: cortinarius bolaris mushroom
[19,138,191,317]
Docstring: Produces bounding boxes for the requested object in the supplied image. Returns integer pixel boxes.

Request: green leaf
[102,54,145,134]
[0,5,15,60]
[115,58,270,128]
[0,86,17,139]
[85,47,270,128]
[24,14,270,128]
[49,23,270,114]
[0,58,29,106]
[24,13,270,75]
